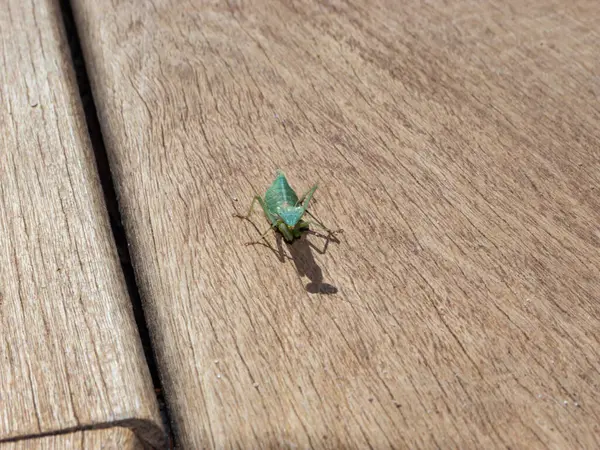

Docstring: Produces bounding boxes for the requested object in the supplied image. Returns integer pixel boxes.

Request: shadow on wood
[239,214,340,294]
[285,231,339,295]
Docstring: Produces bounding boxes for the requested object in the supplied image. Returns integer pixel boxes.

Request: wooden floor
[0,0,162,447]
[0,428,144,450]
[2,0,599,448]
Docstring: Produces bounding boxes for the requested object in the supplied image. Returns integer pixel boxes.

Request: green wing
[265,170,299,212]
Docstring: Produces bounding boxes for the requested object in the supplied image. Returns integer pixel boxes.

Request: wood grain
[0,428,144,450]
[72,0,600,447]
[0,0,163,447]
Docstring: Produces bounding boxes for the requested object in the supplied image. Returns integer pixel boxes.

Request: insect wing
[265,172,298,210]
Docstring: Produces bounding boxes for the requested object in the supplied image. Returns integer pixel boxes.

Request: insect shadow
[240,218,340,295]
[283,231,340,295]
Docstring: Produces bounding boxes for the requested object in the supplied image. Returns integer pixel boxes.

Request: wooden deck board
[0,0,163,446]
[72,0,600,447]
[0,428,144,450]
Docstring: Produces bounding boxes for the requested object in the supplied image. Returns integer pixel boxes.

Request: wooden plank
[72,0,600,447]
[0,428,144,450]
[0,0,163,447]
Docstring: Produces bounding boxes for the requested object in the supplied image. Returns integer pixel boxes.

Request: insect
[234,170,341,244]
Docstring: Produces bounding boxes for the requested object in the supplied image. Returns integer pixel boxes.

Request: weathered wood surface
[0,428,144,450]
[0,0,163,446]
[72,0,600,447]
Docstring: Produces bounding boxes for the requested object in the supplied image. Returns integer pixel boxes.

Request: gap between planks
[58,0,174,446]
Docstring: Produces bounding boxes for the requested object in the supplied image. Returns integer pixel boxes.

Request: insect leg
[297,184,318,207]
[304,210,343,235]
[244,224,276,247]
[277,222,295,242]
[234,195,269,220]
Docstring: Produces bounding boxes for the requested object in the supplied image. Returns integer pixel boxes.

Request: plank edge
[0,419,166,450]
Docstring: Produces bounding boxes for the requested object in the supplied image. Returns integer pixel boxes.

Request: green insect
[235,170,340,244]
